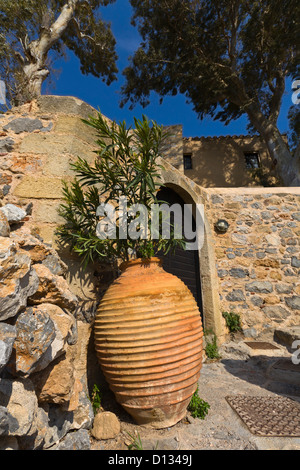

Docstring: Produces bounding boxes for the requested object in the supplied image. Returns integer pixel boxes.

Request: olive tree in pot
[56,112,203,428]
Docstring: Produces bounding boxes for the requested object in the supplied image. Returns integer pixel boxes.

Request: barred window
[184,154,193,170]
[244,152,260,169]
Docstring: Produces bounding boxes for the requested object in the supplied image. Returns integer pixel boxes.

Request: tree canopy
[121,0,300,185]
[0,0,118,105]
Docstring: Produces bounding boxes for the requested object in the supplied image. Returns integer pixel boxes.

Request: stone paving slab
[91,350,300,451]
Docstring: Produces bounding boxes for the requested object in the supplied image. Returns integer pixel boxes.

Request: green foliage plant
[56,112,185,266]
[188,385,210,420]
[90,384,103,415]
[222,311,242,333]
[204,330,221,360]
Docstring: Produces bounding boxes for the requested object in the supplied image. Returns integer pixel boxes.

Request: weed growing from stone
[188,386,210,419]
[90,384,103,415]
[222,311,242,333]
[204,330,221,360]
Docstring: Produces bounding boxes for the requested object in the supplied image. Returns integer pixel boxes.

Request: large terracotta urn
[94,257,203,428]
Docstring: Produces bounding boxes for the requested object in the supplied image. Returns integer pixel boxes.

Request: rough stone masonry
[203,187,300,338]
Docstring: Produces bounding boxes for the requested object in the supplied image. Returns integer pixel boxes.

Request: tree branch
[26,0,79,62]
[70,17,104,49]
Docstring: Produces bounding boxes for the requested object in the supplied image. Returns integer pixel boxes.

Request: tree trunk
[247,105,300,186]
[20,0,78,99]
[22,63,50,99]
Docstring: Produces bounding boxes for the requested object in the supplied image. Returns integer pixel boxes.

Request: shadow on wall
[55,242,117,303]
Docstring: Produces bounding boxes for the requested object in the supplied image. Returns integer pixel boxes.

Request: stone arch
[158,158,225,341]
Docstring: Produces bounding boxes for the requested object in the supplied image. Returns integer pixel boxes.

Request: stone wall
[0,96,109,450]
[159,125,184,172]
[0,218,95,449]
[202,187,300,338]
[0,96,111,301]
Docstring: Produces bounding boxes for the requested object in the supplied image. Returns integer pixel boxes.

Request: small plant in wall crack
[90,384,103,415]
[204,329,221,360]
[222,311,242,334]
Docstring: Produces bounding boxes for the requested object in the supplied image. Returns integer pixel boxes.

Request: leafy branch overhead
[0,0,118,104]
[56,112,185,266]
[121,0,300,185]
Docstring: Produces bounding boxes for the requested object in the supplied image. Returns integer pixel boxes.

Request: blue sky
[44,0,293,138]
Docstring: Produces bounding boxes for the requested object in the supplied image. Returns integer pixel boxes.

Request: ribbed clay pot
[94,257,203,428]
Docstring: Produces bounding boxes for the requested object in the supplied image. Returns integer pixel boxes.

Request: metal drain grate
[244,341,280,350]
[226,395,300,437]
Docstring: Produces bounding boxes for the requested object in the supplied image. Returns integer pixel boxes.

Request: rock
[0,204,27,224]
[243,327,258,338]
[217,269,228,278]
[30,304,76,403]
[231,233,248,245]
[11,230,68,274]
[44,404,74,445]
[29,264,78,311]
[68,380,93,430]
[0,406,19,436]
[0,238,39,321]
[42,253,68,276]
[2,185,10,196]
[292,212,300,222]
[280,228,294,238]
[262,305,291,322]
[0,378,39,437]
[66,322,93,430]
[50,429,91,450]
[291,257,300,268]
[265,234,281,246]
[245,281,273,294]
[225,289,245,302]
[11,306,56,376]
[12,232,50,262]
[0,137,14,153]
[229,268,249,278]
[0,323,16,372]
[19,403,73,449]
[28,303,76,377]
[32,351,75,405]
[40,122,53,133]
[250,296,264,307]
[275,284,293,294]
[285,296,300,310]
[3,117,43,134]
[91,411,121,440]
[274,326,300,348]
[0,212,10,237]
[25,202,33,215]
[219,341,251,360]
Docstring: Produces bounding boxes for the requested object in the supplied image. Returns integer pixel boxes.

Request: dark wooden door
[156,187,203,319]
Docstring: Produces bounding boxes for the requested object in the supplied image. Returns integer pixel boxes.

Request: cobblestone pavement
[91,342,300,451]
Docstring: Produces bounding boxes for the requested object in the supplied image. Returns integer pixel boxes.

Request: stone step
[274,326,300,352]
[267,357,300,387]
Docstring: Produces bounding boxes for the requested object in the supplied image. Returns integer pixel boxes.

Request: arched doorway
[156,186,203,321]
[157,159,225,342]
